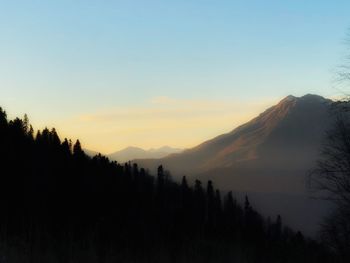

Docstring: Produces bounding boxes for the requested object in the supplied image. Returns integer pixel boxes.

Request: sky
[1,1,350,153]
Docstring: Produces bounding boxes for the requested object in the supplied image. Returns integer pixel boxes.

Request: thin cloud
[56,96,277,153]
[77,97,274,122]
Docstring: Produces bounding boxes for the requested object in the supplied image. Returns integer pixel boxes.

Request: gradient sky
[1,1,350,153]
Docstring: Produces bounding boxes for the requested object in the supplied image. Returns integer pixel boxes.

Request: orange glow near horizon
[28,96,278,154]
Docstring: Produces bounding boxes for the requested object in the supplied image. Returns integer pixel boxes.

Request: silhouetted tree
[0,107,7,129]
[205,181,215,225]
[244,195,251,213]
[310,116,350,260]
[73,139,84,157]
[181,175,188,190]
[61,138,71,155]
[23,113,29,133]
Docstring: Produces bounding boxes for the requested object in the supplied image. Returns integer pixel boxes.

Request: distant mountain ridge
[108,146,183,163]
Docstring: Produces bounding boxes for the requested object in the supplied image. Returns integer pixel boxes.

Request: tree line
[0,107,336,262]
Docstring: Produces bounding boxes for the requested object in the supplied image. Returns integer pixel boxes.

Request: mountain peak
[277,95,298,106]
[283,94,297,101]
[280,94,327,102]
[276,94,329,111]
[300,94,328,102]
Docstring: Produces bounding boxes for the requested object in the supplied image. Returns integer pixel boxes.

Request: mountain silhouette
[108,146,183,163]
[137,94,335,235]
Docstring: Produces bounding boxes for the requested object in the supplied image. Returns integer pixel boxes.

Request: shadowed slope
[138,94,332,189]
[137,94,334,236]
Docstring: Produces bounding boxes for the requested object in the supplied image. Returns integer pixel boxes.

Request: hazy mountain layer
[108,146,182,163]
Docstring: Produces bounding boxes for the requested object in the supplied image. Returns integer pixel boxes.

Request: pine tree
[73,139,84,157]
[0,107,7,129]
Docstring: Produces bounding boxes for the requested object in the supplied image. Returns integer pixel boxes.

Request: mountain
[108,146,182,163]
[137,94,333,188]
[1,107,329,262]
[137,94,335,235]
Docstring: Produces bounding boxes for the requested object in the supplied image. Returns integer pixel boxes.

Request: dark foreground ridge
[0,107,335,263]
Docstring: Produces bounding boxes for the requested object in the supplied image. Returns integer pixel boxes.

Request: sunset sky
[1,1,350,153]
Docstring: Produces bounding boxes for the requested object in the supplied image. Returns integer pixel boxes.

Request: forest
[0,107,338,262]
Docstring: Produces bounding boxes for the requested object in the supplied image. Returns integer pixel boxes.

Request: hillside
[138,94,332,189]
[0,107,330,262]
[136,94,335,235]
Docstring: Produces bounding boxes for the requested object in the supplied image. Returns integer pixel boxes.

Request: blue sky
[1,1,350,152]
